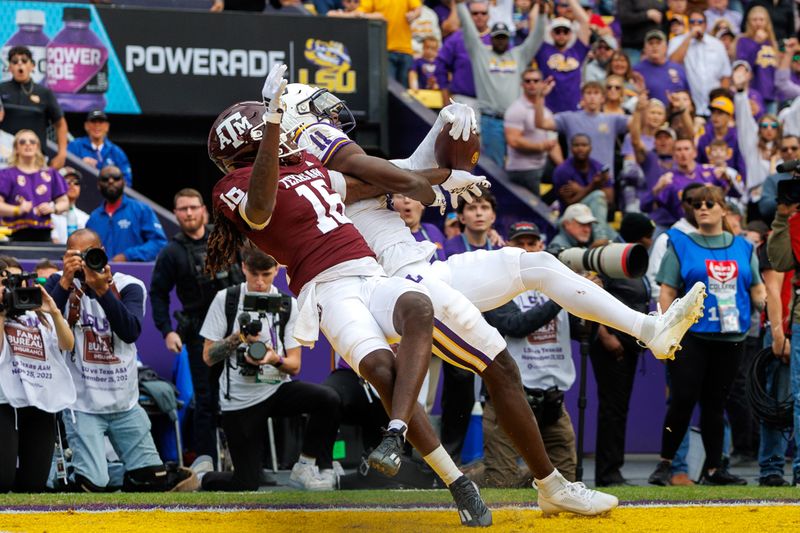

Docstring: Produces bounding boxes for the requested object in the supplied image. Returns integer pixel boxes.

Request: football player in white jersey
[276,81,707,515]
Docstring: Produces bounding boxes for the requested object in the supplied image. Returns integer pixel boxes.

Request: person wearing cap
[51,166,90,244]
[547,203,600,251]
[443,210,461,239]
[67,111,133,187]
[616,0,664,63]
[667,10,732,116]
[712,21,737,61]
[480,220,577,486]
[534,0,591,113]
[455,0,546,167]
[85,165,167,262]
[503,67,563,196]
[704,0,741,37]
[633,30,690,106]
[696,94,747,181]
[590,212,654,487]
[582,34,618,83]
[0,46,67,170]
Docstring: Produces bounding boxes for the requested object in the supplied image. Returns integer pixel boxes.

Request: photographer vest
[0,311,76,413]
[64,273,144,414]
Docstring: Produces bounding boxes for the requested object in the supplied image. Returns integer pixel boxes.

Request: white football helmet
[280,82,356,135]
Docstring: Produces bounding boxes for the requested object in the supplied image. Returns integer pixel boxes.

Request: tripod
[574,318,594,482]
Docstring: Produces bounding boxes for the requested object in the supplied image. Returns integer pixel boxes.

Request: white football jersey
[301,122,435,275]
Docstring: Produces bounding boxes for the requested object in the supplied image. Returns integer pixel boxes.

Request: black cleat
[367,428,404,477]
[448,475,492,527]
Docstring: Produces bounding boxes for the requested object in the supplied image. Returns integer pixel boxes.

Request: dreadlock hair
[205,208,245,276]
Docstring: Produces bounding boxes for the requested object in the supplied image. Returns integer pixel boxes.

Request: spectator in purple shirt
[394,193,447,262]
[534,0,591,112]
[633,30,690,106]
[410,36,441,91]
[443,187,498,257]
[552,134,616,239]
[735,6,779,111]
[0,130,69,242]
[435,1,492,111]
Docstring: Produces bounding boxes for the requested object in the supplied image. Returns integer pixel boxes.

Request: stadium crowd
[0,0,799,504]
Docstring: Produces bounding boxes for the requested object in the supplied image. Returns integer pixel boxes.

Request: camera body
[776,160,800,205]
[0,272,42,317]
[74,248,109,281]
[242,293,291,315]
[235,311,271,374]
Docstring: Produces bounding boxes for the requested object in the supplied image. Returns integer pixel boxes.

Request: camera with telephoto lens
[549,243,649,279]
[0,271,42,317]
[236,312,269,375]
[73,248,109,281]
[776,160,800,205]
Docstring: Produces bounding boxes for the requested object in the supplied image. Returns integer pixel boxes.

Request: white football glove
[441,170,490,209]
[262,63,288,117]
[427,185,447,216]
[440,100,477,142]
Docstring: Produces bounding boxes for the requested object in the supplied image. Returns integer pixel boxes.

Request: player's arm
[327,143,437,205]
[242,65,287,229]
[343,168,453,204]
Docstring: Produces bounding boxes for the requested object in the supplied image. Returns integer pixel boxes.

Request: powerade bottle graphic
[1,10,49,83]
[46,7,109,112]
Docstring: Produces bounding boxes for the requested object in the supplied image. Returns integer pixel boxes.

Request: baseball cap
[619,213,655,242]
[490,22,511,38]
[86,110,108,122]
[731,59,751,72]
[561,203,597,224]
[715,26,735,39]
[709,96,734,115]
[595,34,618,50]
[550,17,572,31]
[508,221,541,241]
[655,125,677,139]
[444,212,458,226]
[644,29,667,42]
[59,166,82,182]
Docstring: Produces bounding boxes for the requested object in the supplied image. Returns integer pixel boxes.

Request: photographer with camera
[199,249,342,491]
[150,188,243,461]
[764,165,800,486]
[45,229,197,492]
[0,258,75,493]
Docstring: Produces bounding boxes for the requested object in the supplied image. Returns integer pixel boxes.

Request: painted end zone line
[2,500,799,514]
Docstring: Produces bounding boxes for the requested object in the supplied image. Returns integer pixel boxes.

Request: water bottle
[2,10,49,83]
[66,206,78,238]
[46,7,108,112]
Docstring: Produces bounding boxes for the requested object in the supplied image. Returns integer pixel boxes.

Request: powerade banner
[1,1,385,119]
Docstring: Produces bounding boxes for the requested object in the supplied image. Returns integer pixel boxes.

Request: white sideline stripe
[1,501,799,514]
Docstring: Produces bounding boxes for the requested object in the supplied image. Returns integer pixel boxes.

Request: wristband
[263,109,283,124]
[12,206,20,217]
[274,355,284,368]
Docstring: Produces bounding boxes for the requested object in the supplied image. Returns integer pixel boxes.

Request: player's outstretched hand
[442,170,490,209]
[441,100,477,142]
[262,63,288,113]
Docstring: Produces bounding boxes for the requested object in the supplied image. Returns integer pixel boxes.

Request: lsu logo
[298,39,356,93]
[546,53,580,73]
[755,46,777,69]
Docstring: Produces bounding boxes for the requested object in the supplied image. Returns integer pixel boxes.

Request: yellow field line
[1,506,800,533]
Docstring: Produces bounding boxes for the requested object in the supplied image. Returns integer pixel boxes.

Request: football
[434,123,481,172]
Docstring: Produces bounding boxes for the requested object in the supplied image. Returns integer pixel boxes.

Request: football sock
[388,419,408,436]
[423,445,462,486]
[519,252,648,339]
[534,468,568,497]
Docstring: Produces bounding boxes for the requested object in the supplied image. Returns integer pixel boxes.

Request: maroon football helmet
[208,101,267,174]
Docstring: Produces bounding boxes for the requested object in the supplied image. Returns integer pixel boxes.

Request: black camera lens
[247,341,268,361]
[82,248,108,272]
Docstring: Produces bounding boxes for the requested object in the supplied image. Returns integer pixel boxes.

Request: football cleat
[646,281,706,360]
[448,475,492,527]
[367,428,405,477]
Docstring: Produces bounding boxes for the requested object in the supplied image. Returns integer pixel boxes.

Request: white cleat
[534,480,619,517]
[289,462,335,491]
[646,281,706,360]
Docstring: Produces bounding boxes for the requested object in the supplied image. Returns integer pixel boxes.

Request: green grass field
[0,486,798,508]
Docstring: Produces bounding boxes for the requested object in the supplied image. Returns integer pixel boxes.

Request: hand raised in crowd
[49,153,66,170]
[165,331,183,353]
[631,71,647,95]
[691,24,704,40]
[784,38,798,53]
[84,264,112,296]
[754,29,768,43]
[732,65,750,91]
[653,173,673,194]
[535,76,555,98]
[59,250,84,290]
[646,9,663,24]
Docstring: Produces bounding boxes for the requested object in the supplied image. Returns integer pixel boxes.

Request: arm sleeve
[390,109,451,171]
[733,90,760,186]
[483,299,563,338]
[149,248,177,337]
[457,3,481,56]
[766,212,796,272]
[513,14,545,65]
[122,206,168,262]
[45,273,70,313]
[98,283,144,344]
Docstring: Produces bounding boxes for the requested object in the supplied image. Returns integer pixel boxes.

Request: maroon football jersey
[212,153,375,295]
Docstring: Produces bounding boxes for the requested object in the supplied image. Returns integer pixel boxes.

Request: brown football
[434,123,481,172]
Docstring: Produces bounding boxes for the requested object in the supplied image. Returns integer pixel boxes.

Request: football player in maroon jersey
[204,65,492,526]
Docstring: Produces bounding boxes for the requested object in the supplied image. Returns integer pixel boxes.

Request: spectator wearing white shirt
[51,166,89,244]
[667,10,732,116]
[704,0,741,36]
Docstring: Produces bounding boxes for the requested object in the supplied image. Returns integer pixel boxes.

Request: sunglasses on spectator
[523,78,542,83]
[175,205,203,213]
[67,179,81,186]
[606,84,622,90]
[10,57,31,65]
[759,121,779,129]
[781,144,800,152]
[16,138,38,146]
[471,10,488,15]
[99,174,123,183]
[553,28,571,35]
[691,200,716,210]
[689,18,705,25]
